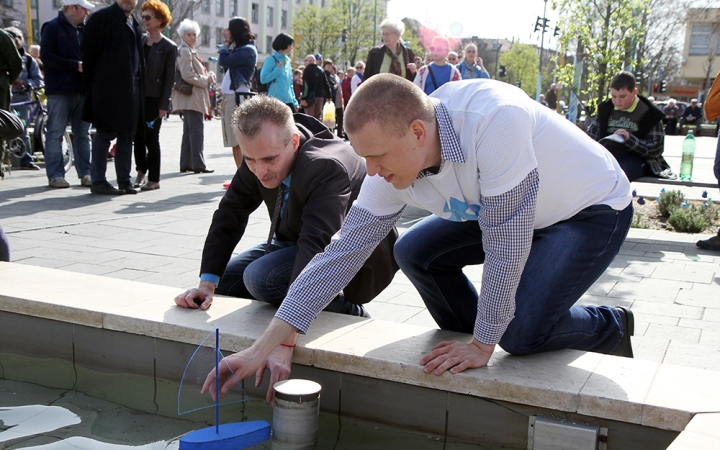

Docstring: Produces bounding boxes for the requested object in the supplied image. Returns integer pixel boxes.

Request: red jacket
[341,77,352,108]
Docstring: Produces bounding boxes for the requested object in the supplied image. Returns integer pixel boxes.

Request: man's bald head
[345,74,435,137]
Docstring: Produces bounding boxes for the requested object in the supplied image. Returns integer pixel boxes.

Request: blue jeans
[714,132,720,235]
[14,105,34,167]
[216,240,362,316]
[394,203,633,355]
[45,94,92,180]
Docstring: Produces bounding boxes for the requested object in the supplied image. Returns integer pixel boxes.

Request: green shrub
[656,190,685,218]
[631,213,649,229]
[667,205,711,233]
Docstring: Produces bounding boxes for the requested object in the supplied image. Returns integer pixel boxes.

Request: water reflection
[0,405,80,443]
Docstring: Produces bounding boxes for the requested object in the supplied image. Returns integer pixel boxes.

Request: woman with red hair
[133,0,176,190]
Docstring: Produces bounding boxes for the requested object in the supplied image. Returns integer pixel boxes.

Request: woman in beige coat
[172,19,215,173]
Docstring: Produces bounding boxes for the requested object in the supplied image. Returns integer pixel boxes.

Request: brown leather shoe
[614,306,634,358]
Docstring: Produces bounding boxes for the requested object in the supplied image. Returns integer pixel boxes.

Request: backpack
[256,55,277,94]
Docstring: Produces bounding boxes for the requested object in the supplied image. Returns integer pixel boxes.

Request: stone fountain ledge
[0,262,719,446]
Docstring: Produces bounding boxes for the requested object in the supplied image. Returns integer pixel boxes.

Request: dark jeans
[335,107,344,138]
[608,148,652,181]
[134,96,162,182]
[91,87,140,187]
[216,240,362,316]
[394,203,633,356]
[665,118,677,135]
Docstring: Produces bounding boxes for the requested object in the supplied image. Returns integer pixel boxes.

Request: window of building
[31,0,37,7]
[216,27,224,46]
[230,0,237,16]
[296,0,301,4]
[2,0,14,7]
[281,10,287,29]
[266,36,273,54]
[202,0,210,14]
[309,0,313,4]
[321,0,325,6]
[251,3,259,24]
[216,0,224,17]
[689,24,713,55]
[53,0,62,7]
[201,25,210,46]
[267,7,273,27]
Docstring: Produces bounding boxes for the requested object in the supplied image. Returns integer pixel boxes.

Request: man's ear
[291,132,301,150]
[409,119,427,144]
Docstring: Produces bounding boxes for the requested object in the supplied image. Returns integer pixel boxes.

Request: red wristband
[281,343,296,348]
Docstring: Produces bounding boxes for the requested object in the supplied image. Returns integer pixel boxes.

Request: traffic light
[534,17,542,32]
[653,84,659,93]
[634,72,643,85]
[660,80,667,93]
[342,28,347,43]
[553,26,560,37]
[499,65,506,77]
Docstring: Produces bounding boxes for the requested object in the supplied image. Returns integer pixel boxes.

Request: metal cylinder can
[272,379,322,450]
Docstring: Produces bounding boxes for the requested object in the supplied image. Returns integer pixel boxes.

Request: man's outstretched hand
[419,339,494,375]
[254,344,294,403]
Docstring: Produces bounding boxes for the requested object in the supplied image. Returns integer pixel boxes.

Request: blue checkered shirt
[276,100,539,345]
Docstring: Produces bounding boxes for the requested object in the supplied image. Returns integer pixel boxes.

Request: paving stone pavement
[1,118,719,372]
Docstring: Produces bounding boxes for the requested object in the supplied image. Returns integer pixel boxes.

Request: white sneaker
[49,178,70,188]
[80,175,92,187]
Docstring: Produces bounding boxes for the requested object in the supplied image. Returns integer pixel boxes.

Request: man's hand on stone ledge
[174,282,215,310]
[420,339,495,376]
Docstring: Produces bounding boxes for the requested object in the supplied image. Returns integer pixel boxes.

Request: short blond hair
[345,73,434,137]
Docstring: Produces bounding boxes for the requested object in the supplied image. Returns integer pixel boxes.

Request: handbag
[173,67,193,95]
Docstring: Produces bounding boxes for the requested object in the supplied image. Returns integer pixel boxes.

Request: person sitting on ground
[455,43,489,80]
[199,75,636,404]
[586,71,676,181]
[679,98,703,133]
[175,97,399,399]
[413,36,461,95]
[663,99,679,135]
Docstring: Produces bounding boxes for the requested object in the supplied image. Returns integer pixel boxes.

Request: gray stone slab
[663,341,720,371]
[645,324,702,343]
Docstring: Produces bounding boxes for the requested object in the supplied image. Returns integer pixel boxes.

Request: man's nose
[365,159,380,177]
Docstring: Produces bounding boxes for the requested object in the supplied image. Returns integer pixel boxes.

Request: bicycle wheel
[62,129,74,173]
[34,114,74,173]
[7,137,26,158]
[33,114,46,155]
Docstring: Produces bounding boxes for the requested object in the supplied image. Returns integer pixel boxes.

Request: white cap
[63,0,96,9]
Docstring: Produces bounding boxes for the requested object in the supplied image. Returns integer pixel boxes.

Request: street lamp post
[189,0,199,20]
[535,0,548,101]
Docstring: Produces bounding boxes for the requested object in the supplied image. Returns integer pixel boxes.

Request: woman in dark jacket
[364,18,417,82]
[217,17,257,167]
[133,0,176,190]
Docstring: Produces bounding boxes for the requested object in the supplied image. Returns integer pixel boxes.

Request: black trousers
[133,96,162,182]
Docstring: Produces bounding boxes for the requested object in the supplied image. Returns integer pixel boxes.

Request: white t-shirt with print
[355,80,631,229]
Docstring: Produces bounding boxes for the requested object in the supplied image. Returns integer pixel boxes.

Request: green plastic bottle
[679,131,696,181]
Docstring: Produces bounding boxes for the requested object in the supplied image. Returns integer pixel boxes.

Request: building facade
[681,8,720,90]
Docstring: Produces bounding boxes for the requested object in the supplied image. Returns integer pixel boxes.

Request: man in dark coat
[175,96,399,401]
[82,0,144,195]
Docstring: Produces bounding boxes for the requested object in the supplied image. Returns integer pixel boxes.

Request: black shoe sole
[614,306,635,358]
